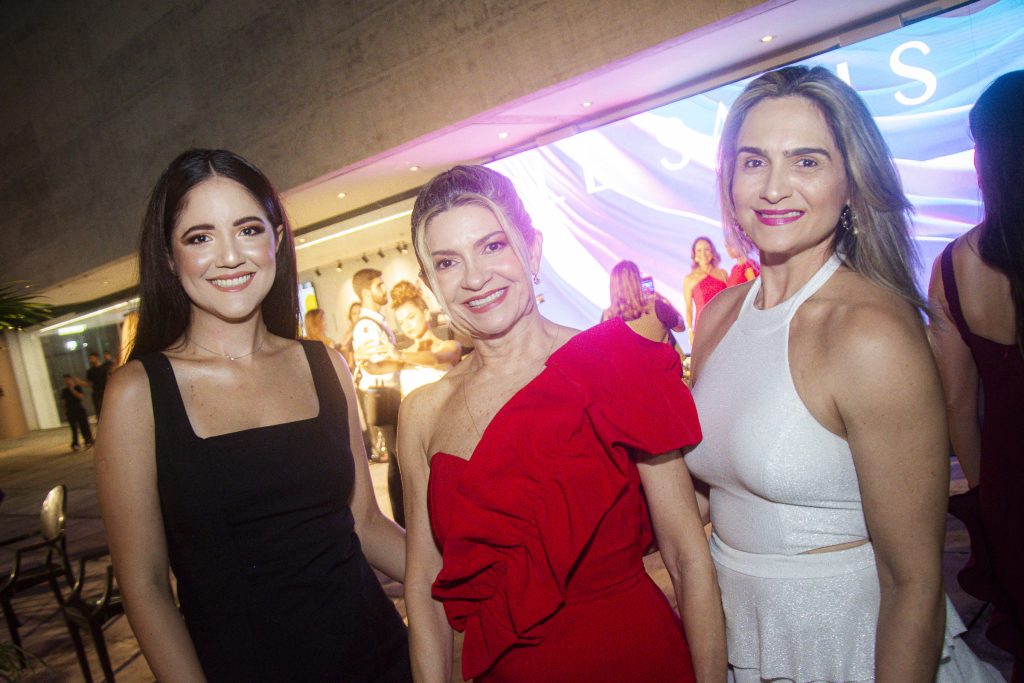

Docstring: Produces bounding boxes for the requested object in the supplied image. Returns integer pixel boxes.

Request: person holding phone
[603,260,686,346]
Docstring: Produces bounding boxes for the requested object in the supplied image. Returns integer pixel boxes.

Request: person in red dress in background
[929,70,1024,683]
[683,236,728,345]
[724,230,760,287]
[401,165,725,683]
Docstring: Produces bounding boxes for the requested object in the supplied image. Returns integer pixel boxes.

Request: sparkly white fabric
[713,534,1001,682]
[687,254,863,555]
[688,255,1002,682]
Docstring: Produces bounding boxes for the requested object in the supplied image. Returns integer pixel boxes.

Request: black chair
[0,485,75,667]
[54,548,124,683]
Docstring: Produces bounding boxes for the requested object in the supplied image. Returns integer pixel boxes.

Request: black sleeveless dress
[138,340,411,682]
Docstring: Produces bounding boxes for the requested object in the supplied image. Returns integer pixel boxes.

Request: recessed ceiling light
[760,34,775,43]
[337,192,346,199]
[297,237,306,243]
[582,101,593,108]
[409,165,420,172]
[497,131,509,139]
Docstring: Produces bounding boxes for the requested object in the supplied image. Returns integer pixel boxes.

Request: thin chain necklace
[461,327,560,439]
[188,331,265,361]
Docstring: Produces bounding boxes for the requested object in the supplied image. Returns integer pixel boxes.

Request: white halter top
[686,254,868,555]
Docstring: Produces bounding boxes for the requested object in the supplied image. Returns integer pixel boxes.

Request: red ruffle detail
[430,319,703,679]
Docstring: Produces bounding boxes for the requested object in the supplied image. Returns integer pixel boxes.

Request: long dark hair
[129,149,298,359]
[971,70,1024,356]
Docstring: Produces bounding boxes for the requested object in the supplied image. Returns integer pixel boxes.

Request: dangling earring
[532,272,541,285]
[840,205,859,235]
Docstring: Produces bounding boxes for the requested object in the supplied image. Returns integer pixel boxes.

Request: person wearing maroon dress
[683,237,728,346]
[929,71,1024,682]
[401,165,726,682]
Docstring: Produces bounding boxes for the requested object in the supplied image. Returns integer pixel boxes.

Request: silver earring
[532,272,540,285]
[840,206,859,235]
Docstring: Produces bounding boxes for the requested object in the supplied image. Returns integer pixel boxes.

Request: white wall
[5,330,61,430]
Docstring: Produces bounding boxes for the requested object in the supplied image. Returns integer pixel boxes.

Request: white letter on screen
[891,40,937,106]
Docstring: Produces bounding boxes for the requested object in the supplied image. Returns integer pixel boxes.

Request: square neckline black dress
[138,340,411,682]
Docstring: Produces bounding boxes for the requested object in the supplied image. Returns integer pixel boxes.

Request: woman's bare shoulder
[810,268,928,367]
[402,373,457,423]
[103,359,151,401]
[701,281,748,326]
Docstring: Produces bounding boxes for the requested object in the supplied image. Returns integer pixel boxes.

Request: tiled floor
[0,424,1013,681]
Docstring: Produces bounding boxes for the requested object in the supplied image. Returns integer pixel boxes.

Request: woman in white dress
[685,65,1000,682]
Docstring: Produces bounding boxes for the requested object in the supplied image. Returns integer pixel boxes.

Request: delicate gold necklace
[461,327,560,439]
[188,331,265,361]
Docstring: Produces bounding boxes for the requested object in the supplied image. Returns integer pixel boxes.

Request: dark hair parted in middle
[130,148,298,360]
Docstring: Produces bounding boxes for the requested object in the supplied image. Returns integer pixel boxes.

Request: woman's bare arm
[683,275,696,342]
[639,451,727,683]
[327,348,405,581]
[399,390,454,683]
[833,305,947,683]
[927,254,982,486]
[94,363,207,682]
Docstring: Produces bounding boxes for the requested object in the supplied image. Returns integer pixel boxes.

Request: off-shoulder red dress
[428,318,702,682]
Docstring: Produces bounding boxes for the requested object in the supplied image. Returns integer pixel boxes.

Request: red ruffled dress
[727,260,760,287]
[428,319,702,682]
[693,275,727,330]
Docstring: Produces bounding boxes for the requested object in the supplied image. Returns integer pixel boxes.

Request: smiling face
[170,176,280,324]
[424,203,540,338]
[395,300,429,340]
[693,239,714,268]
[730,96,849,266]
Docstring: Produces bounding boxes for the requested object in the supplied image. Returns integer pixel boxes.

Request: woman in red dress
[401,165,725,682]
[683,237,728,345]
[724,230,760,287]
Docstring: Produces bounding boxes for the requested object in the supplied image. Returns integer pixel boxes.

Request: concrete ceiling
[37,0,964,312]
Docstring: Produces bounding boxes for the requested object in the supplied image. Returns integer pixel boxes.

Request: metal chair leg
[66,619,94,683]
[1,595,26,668]
[89,618,116,682]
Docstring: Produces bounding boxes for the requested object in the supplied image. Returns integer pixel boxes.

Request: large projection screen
[488,0,1024,346]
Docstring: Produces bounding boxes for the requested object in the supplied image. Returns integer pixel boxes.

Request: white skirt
[710,533,1003,683]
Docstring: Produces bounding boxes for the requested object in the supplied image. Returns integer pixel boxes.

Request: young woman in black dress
[94,149,411,682]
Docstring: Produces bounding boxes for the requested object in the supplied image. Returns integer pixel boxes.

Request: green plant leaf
[0,282,52,331]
